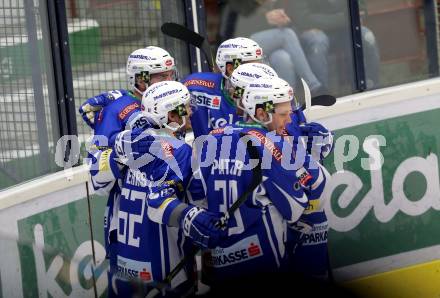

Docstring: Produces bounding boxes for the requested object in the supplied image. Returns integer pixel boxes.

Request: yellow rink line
[343,260,440,298]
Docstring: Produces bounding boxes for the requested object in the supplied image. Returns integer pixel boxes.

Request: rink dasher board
[0,165,108,298]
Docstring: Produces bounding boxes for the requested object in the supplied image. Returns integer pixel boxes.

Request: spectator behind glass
[289,0,380,91]
[216,0,325,96]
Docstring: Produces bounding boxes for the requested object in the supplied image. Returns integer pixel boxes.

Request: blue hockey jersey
[182,72,242,138]
[89,89,151,259]
[93,90,148,146]
[108,129,196,296]
[195,123,317,282]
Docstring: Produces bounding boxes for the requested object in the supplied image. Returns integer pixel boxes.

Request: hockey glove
[300,122,334,160]
[181,206,226,249]
[288,218,313,234]
[79,89,128,128]
[113,129,159,167]
[285,108,307,147]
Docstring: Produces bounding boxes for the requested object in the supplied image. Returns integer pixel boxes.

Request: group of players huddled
[79,37,334,297]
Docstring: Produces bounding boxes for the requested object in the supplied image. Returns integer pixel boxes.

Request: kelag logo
[15,200,108,297]
[323,111,440,269]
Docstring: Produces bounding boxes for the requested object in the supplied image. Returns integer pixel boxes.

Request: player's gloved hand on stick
[181,206,227,249]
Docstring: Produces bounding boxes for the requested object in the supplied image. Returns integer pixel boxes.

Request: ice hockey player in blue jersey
[182,37,265,138]
[229,64,332,280]
[99,81,227,297]
[80,46,177,143]
[284,84,333,280]
[194,76,327,286]
[84,46,177,262]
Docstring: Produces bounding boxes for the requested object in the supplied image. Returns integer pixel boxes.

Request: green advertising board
[325,107,440,271]
[18,196,107,297]
[0,182,108,298]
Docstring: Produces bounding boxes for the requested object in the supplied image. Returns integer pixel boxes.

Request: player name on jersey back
[126,169,148,187]
[210,159,244,176]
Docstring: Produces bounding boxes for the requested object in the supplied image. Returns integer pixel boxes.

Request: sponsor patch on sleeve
[246,130,282,161]
[296,167,312,187]
[184,79,216,89]
[118,102,140,120]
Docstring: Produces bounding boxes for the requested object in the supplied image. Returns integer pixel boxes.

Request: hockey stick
[161,22,214,70]
[301,78,312,120]
[221,133,262,220]
[312,94,336,106]
[297,80,335,281]
[145,135,262,298]
[298,78,337,121]
[85,181,99,298]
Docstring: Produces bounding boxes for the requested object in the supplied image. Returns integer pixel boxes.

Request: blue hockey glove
[285,108,306,142]
[181,206,227,249]
[78,89,128,128]
[299,122,334,160]
[113,129,158,167]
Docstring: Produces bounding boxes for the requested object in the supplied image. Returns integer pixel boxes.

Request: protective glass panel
[362,0,438,88]
[65,0,191,150]
[205,0,439,97]
[204,0,356,97]
[0,0,60,190]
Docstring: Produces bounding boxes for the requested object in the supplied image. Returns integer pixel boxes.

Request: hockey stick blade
[299,95,336,110]
[161,22,214,70]
[161,22,204,48]
[312,94,336,106]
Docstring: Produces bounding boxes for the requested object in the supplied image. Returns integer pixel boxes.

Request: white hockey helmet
[228,63,278,110]
[215,37,263,79]
[141,81,190,131]
[127,46,176,94]
[242,76,296,125]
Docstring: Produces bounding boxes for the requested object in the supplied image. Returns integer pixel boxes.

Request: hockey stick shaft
[161,22,214,71]
[85,181,99,298]
[224,134,262,218]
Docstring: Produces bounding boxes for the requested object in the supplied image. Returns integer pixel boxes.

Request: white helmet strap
[163,116,186,132]
[161,103,188,132]
[248,111,273,126]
